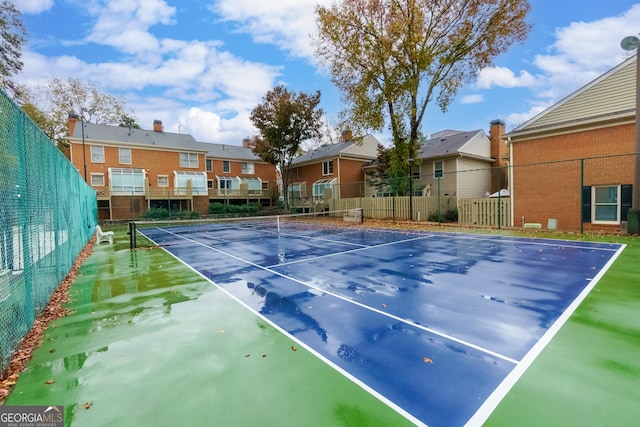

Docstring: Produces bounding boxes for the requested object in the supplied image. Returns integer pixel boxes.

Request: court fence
[0,89,97,372]
[295,152,635,233]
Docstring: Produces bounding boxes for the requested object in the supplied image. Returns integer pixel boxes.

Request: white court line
[439,232,621,252]
[463,243,626,427]
[267,233,437,268]
[268,230,371,248]
[154,226,518,365]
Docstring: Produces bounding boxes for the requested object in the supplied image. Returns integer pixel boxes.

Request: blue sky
[15,0,640,146]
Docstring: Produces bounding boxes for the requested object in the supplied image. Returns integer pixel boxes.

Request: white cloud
[212,0,333,60]
[532,4,640,97]
[85,0,176,56]
[476,67,537,89]
[17,0,54,14]
[496,4,640,127]
[459,94,484,105]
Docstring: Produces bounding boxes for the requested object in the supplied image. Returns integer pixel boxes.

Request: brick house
[504,55,636,232]
[65,118,276,220]
[287,134,380,211]
[204,140,277,206]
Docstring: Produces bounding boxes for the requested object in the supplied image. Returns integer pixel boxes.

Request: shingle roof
[291,140,358,165]
[199,142,262,161]
[70,122,206,151]
[419,130,484,158]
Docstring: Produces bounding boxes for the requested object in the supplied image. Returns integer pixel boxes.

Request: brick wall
[512,123,635,231]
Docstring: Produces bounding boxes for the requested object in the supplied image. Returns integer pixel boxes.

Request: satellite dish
[621,35,640,51]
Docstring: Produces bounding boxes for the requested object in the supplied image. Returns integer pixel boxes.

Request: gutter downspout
[507,137,514,227]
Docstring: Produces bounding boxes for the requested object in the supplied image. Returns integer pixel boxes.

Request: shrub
[428,209,458,223]
[209,202,262,215]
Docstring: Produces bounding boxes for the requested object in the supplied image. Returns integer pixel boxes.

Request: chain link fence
[289,153,635,232]
[0,89,97,372]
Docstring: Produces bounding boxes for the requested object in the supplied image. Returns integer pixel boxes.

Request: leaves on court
[44,379,55,385]
[382,303,388,308]
[82,402,92,410]
[217,328,225,334]
[423,357,433,364]
[291,345,298,351]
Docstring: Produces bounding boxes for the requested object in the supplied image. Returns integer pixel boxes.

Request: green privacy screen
[0,88,97,372]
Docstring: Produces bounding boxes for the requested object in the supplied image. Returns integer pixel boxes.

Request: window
[207,180,213,189]
[262,181,269,190]
[593,185,620,223]
[218,176,237,190]
[434,161,443,178]
[158,175,169,187]
[206,159,213,172]
[174,171,207,195]
[241,162,255,174]
[119,148,131,164]
[313,179,336,197]
[179,152,198,168]
[91,145,104,163]
[287,182,306,198]
[322,160,334,175]
[110,168,145,195]
[90,173,104,186]
[583,185,632,224]
[239,177,262,191]
[223,160,230,173]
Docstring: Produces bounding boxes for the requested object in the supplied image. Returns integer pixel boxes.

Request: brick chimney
[153,120,163,132]
[68,114,79,136]
[341,129,353,142]
[242,138,254,148]
[489,119,507,192]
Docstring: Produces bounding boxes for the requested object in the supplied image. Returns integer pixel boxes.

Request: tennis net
[128,208,364,249]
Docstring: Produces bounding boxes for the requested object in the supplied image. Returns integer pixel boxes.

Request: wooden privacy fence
[330,196,457,221]
[457,198,511,227]
[330,196,510,227]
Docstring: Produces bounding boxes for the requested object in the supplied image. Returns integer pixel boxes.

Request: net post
[127,221,136,249]
[277,215,281,233]
[360,207,364,224]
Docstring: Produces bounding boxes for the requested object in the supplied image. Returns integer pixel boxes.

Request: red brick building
[504,55,636,232]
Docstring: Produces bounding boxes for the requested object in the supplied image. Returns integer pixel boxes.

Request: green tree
[0,0,26,95]
[315,0,531,178]
[249,86,323,210]
[119,114,141,129]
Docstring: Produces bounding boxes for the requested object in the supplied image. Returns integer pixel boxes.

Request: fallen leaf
[44,379,55,385]
[262,354,267,358]
[245,354,250,358]
[423,357,433,364]
[382,303,388,308]
[291,346,297,351]
[82,402,92,410]
[217,328,225,334]
[49,349,56,353]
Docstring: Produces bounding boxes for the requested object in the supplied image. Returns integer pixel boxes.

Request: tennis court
[135,214,624,427]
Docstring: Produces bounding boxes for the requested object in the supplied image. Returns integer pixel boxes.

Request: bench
[96,225,114,244]
[343,208,362,223]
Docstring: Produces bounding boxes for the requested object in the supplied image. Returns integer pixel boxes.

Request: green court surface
[4,228,640,426]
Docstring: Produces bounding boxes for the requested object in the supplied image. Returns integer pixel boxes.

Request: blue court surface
[138,223,623,426]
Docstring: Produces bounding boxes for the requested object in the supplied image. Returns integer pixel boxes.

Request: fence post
[580,158,584,235]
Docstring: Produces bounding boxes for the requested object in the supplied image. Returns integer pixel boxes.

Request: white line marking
[463,243,626,427]
[267,234,436,268]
